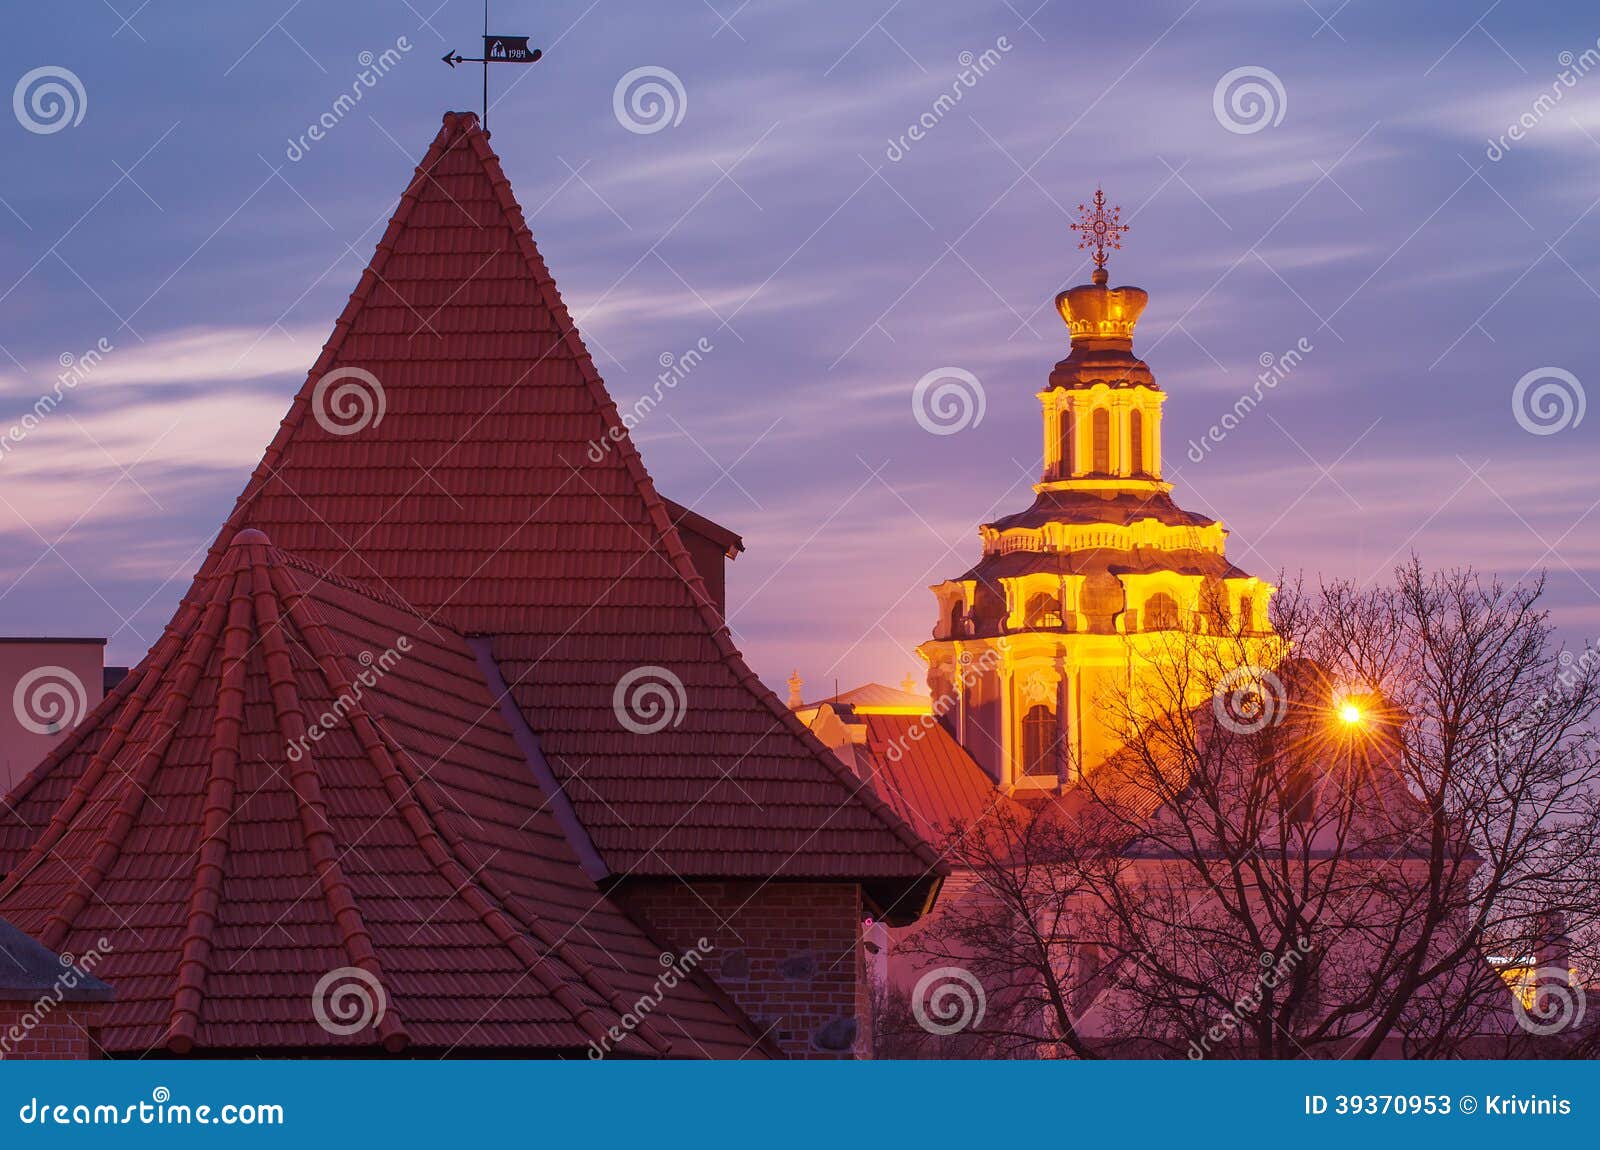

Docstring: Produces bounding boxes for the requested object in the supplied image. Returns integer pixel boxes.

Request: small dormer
[661,497,744,619]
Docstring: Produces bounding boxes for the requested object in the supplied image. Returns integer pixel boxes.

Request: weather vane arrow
[442,2,545,130]
[441,37,543,68]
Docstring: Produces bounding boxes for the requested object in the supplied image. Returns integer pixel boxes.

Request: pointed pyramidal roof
[0,530,767,1055]
[186,111,940,899]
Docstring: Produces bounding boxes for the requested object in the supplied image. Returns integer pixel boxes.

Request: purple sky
[3,1,1598,698]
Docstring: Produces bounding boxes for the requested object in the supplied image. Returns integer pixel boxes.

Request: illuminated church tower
[919,191,1274,790]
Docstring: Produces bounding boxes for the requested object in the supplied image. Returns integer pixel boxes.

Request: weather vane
[441,1,544,130]
[1070,188,1130,282]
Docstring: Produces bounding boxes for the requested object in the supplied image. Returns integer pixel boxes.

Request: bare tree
[906,560,1600,1058]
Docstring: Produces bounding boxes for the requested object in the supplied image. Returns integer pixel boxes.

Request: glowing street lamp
[1337,701,1364,726]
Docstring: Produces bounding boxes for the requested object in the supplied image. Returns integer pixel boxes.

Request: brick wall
[619,880,868,1059]
[0,1002,103,1060]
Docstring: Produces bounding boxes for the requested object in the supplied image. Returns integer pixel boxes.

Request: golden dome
[1055,277,1148,347]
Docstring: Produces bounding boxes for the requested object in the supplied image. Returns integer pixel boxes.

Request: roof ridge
[0,595,196,844]
[388,721,676,1055]
[254,550,410,1054]
[166,547,255,1052]
[41,568,238,951]
[457,123,948,879]
[400,746,678,1053]
[1,567,235,942]
[264,557,635,1052]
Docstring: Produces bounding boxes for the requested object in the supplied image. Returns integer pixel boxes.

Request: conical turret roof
[186,111,940,894]
[0,530,764,1055]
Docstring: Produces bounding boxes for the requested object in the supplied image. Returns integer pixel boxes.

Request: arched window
[1024,592,1063,628]
[1129,408,1144,475]
[1057,407,1074,478]
[1091,408,1110,473]
[1022,704,1059,777]
[1144,592,1180,631]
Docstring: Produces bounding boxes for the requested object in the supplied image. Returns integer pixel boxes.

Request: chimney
[786,670,804,710]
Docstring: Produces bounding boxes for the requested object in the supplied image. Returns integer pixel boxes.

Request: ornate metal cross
[1070,188,1130,273]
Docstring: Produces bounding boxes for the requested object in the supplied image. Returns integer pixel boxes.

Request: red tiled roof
[188,112,939,887]
[0,531,766,1056]
[858,716,1014,843]
[805,683,929,712]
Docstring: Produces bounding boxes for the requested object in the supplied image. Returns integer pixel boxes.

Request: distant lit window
[1057,408,1074,478]
[1129,408,1144,475]
[1092,408,1110,473]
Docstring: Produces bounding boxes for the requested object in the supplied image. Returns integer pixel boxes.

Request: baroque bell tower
[919,191,1274,790]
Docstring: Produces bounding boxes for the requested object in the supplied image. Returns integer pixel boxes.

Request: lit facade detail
[919,196,1275,791]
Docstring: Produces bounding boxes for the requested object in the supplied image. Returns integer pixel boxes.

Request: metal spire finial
[1070,188,1130,283]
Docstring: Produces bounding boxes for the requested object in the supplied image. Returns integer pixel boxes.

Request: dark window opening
[1091,408,1110,473]
[1144,592,1180,631]
[1057,408,1074,478]
[1022,703,1060,777]
[1024,592,1063,628]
